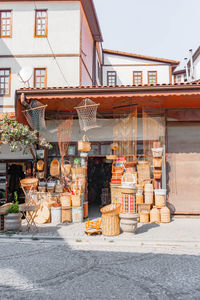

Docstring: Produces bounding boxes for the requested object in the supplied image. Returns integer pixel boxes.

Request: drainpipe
[184,58,189,82]
[189,49,194,81]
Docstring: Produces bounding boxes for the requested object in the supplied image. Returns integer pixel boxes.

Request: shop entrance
[87,157,112,217]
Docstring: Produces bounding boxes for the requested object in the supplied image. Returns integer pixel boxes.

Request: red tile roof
[103,49,179,65]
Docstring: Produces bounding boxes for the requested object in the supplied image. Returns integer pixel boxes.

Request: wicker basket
[121,192,136,214]
[20,178,38,190]
[140,212,150,223]
[160,206,170,223]
[71,167,86,177]
[155,194,165,208]
[61,206,72,223]
[50,160,60,177]
[0,203,12,214]
[137,161,150,184]
[100,204,121,236]
[37,160,44,171]
[110,184,122,205]
[72,191,81,207]
[38,186,46,192]
[106,155,117,160]
[152,147,163,158]
[121,173,136,188]
[60,193,71,206]
[150,206,160,223]
[145,191,153,204]
[136,195,144,204]
[61,161,71,175]
[55,183,64,193]
[78,135,91,152]
[153,170,162,180]
[153,158,162,168]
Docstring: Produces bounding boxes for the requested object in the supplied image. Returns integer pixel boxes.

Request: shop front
[15,83,200,216]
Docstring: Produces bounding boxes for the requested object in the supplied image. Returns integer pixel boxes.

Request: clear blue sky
[93,0,200,62]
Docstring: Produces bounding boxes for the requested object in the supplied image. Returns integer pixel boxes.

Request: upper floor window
[0,69,11,96]
[33,68,47,88]
[35,10,48,37]
[148,71,157,84]
[107,71,116,86]
[0,11,12,38]
[133,71,142,85]
[176,75,182,83]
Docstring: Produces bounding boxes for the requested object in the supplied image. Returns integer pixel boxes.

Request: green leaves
[0,113,52,154]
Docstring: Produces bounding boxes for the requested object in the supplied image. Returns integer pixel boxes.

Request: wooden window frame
[133,71,143,85]
[34,9,48,38]
[107,71,117,86]
[0,68,11,97]
[0,10,12,38]
[148,71,157,84]
[33,68,47,88]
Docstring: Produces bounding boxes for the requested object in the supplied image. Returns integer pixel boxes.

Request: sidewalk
[1,217,200,248]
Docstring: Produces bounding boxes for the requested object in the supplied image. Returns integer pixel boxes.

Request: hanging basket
[153,158,162,168]
[50,160,60,177]
[152,147,163,158]
[37,160,44,171]
[153,170,162,180]
[78,135,91,152]
[110,143,119,151]
[36,171,45,180]
[61,160,71,176]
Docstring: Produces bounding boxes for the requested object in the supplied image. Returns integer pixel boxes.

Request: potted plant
[4,201,21,232]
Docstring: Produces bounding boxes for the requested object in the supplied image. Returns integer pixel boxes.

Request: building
[103,49,179,86]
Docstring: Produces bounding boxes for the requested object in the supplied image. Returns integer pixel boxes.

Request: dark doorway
[87,157,112,217]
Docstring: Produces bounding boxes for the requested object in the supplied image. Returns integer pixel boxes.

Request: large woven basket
[61,206,72,223]
[50,160,60,177]
[100,203,121,216]
[101,214,120,236]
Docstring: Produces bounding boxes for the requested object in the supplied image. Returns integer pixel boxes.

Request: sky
[93,0,200,63]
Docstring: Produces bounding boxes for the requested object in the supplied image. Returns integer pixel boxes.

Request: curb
[0,233,200,248]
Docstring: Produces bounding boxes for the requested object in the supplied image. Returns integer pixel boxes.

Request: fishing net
[75,98,99,132]
[23,100,47,131]
[56,117,73,167]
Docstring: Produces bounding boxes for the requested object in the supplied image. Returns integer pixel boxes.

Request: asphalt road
[0,239,200,300]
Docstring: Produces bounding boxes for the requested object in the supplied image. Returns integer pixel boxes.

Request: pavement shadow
[136,222,160,234]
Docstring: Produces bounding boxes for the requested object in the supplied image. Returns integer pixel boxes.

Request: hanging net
[23,100,47,131]
[113,105,137,162]
[75,98,99,132]
[56,117,73,167]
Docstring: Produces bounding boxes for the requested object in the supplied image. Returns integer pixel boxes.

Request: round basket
[100,203,121,216]
[20,178,38,190]
[101,214,120,236]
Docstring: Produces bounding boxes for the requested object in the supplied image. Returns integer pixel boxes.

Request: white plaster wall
[0,56,80,112]
[103,53,171,85]
[103,64,170,85]
[0,1,80,55]
[104,53,166,66]
[193,55,200,80]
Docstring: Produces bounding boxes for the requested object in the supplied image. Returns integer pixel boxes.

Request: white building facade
[103,49,179,86]
[0,0,103,115]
